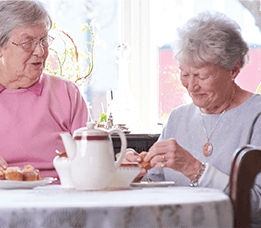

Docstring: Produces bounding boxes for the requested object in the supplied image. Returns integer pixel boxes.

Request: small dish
[130,181,175,188]
[108,162,141,188]
[0,177,56,189]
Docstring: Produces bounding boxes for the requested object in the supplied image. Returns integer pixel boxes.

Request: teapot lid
[73,122,108,137]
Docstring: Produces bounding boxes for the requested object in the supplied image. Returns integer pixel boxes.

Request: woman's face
[180,63,235,114]
[0,23,49,89]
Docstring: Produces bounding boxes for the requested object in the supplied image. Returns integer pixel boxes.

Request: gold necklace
[200,87,236,157]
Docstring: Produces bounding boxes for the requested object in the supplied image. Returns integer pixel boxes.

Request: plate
[0,177,56,189]
[130,181,175,188]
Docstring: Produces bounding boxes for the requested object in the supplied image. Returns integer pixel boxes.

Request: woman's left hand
[0,156,8,169]
[145,139,201,180]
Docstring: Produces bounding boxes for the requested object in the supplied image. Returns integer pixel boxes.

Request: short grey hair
[174,11,249,70]
[0,0,52,47]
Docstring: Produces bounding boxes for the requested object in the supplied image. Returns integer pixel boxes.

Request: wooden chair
[229,145,261,228]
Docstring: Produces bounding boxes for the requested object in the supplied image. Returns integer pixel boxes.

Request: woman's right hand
[124,148,148,181]
[0,156,7,169]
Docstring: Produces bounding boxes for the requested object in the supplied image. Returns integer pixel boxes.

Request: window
[43,0,261,133]
[42,0,119,125]
[120,0,261,132]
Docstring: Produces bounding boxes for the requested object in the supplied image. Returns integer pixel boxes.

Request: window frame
[119,0,159,133]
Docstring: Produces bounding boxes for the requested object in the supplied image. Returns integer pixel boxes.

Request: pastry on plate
[5,167,23,181]
[22,165,40,181]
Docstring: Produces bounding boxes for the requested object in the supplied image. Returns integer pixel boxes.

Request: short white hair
[0,0,52,47]
[174,11,249,70]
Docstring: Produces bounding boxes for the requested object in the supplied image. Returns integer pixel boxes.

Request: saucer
[130,181,175,188]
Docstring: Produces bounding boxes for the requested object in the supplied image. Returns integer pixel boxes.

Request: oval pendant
[203,142,213,157]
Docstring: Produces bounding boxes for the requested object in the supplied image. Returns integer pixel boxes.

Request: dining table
[0,181,233,228]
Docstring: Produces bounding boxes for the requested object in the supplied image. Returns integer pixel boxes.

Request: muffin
[140,151,150,169]
[5,167,23,181]
[0,167,5,180]
[22,165,40,181]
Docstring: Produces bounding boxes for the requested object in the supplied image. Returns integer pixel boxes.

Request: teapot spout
[60,132,76,159]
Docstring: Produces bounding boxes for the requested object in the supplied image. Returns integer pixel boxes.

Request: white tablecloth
[0,185,233,228]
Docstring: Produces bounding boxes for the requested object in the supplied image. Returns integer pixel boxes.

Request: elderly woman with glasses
[125,11,261,227]
[0,1,88,179]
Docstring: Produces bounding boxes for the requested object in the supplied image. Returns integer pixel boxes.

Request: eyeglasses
[11,35,54,52]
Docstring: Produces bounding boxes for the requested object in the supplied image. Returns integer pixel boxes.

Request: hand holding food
[147,139,202,180]
[121,148,141,163]
[139,151,151,170]
[123,148,148,181]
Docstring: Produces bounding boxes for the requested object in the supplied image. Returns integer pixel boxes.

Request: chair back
[229,145,261,228]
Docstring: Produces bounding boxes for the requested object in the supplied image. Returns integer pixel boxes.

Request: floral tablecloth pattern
[0,185,233,228]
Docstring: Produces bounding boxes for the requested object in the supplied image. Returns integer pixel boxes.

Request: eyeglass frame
[10,35,54,52]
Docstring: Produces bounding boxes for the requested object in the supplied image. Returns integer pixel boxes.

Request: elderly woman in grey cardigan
[126,11,261,227]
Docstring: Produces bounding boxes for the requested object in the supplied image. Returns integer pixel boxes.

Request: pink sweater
[0,74,88,179]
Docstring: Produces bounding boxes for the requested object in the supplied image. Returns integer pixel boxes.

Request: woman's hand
[122,148,148,181]
[145,139,202,180]
[0,156,8,169]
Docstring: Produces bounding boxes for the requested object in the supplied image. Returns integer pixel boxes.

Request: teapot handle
[108,129,127,168]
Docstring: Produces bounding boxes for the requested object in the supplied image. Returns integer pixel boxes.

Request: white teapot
[54,122,127,190]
